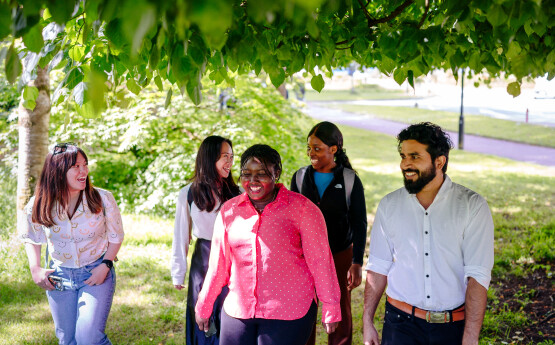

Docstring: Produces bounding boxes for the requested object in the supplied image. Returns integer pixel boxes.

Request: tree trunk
[16,66,50,224]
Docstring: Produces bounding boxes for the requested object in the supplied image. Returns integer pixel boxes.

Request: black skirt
[186,238,229,345]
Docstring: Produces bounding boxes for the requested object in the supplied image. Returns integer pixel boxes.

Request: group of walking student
[20,120,494,345]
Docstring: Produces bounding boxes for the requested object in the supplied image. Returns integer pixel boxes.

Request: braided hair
[308,121,353,170]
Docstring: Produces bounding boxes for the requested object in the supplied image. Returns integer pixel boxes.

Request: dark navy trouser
[220,301,317,345]
[382,301,465,345]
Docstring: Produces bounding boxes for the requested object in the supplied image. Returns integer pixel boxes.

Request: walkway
[305,103,555,167]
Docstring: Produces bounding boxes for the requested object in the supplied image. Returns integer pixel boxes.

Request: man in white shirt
[363,122,494,345]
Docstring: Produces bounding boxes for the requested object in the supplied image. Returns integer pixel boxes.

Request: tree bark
[16,66,50,222]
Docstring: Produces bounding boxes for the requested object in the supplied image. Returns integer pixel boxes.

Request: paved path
[305,103,555,167]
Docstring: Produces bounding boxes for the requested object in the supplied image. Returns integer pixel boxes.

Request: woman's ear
[330,145,338,155]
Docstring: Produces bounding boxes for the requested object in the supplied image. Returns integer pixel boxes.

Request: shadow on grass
[0,253,186,345]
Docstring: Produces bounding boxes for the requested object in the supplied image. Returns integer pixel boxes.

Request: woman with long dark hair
[195,144,341,345]
[171,136,241,345]
[291,121,368,345]
[19,143,124,345]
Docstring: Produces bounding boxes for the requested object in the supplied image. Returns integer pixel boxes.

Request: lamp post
[459,68,464,150]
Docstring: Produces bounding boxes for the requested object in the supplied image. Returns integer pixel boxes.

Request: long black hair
[190,136,240,212]
[308,121,353,170]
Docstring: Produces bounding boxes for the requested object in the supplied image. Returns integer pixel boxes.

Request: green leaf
[126,78,141,95]
[487,5,507,27]
[276,45,292,61]
[393,68,407,86]
[186,82,202,105]
[0,2,11,39]
[154,75,163,91]
[72,81,87,106]
[22,85,39,109]
[506,41,522,59]
[46,0,74,24]
[507,81,521,97]
[269,69,286,88]
[407,70,414,89]
[22,24,44,53]
[164,88,172,109]
[69,45,86,62]
[5,43,22,84]
[149,45,160,70]
[310,74,325,92]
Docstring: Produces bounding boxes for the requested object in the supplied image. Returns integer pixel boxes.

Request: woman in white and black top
[171,136,240,345]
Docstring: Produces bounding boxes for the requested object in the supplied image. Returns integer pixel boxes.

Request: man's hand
[174,284,185,290]
[363,322,380,345]
[347,263,363,290]
[363,272,388,345]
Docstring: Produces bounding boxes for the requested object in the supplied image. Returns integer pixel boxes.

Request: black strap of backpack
[187,186,194,209]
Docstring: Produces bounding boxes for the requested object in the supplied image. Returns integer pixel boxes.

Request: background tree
[1,0,554,224]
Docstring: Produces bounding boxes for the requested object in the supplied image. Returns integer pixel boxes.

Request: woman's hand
[347,263,362,290]
[84,263,110,286]
[195,314,210,332]
[323,321,339,334]
[174,284,185,290]
[30,266,55,290]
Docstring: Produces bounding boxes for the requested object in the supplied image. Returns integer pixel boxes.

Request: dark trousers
[306,246,353,345]
[220,301,317,345]
[186,239,229,345]
[382,301,465,345]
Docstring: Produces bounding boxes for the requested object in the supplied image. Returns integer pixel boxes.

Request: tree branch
[335,37,356,46]
[368,0,414,26]
[357,0,373,22]
[418,0,430,28]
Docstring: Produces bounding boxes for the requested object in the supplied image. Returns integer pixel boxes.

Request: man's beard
[403,164,436,194]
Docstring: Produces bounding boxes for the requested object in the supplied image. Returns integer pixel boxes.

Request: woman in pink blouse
[19,143,124,345]
[195,144,341,345]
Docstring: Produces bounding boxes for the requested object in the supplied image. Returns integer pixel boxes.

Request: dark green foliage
[1,0,554,111]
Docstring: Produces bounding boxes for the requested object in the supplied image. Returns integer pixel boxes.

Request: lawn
[1,124,554,344]
[324,104,555,149]
[304,84,412,102]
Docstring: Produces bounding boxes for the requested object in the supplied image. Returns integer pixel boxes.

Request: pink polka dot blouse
[195,184,341,323]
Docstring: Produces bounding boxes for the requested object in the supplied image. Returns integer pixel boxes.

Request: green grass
[1,124,554,344]
[305,84,412,102]
[327,104,555,148]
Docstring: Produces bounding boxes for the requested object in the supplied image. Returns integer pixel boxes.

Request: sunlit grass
[1,123,554,345]
[305,84,411,102]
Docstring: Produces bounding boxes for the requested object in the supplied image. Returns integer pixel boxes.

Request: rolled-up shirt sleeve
[299,200,342,324]
[101,190,124,243]
[462,196,494,289]
[365,200,393,275]
[18,198,47,245]
[171,187,192,286]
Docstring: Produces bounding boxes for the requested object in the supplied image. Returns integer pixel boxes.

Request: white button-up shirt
[19,188,124,268]
[171,184,221,286]
[366,175,494,311]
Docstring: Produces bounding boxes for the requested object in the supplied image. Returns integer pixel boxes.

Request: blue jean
[46,257,116,345]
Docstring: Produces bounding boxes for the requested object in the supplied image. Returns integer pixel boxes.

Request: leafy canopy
[2,0,554,110]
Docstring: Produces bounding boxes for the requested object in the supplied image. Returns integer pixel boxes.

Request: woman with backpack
[171,136,241,345]
[291,121,368,345]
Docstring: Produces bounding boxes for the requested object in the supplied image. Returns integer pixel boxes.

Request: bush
[38,75,314,216]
